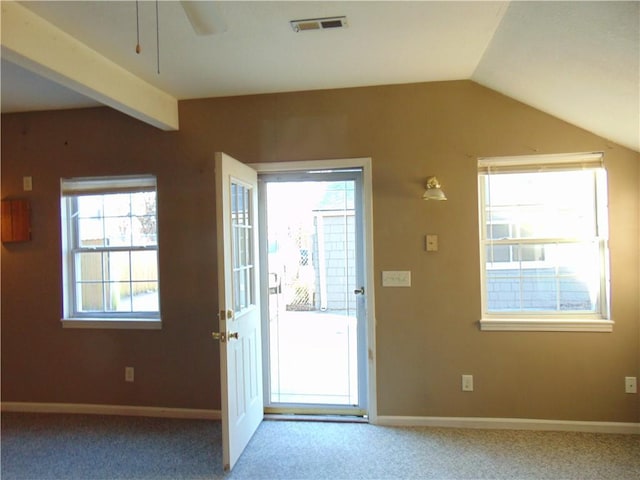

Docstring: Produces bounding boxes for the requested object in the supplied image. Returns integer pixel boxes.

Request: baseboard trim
[375,415,640,435]
[3,404,637,434]
[1,402,221,420]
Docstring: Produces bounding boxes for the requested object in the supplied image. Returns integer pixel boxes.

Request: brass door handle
[212,332,226,343]
[212,332,239,342]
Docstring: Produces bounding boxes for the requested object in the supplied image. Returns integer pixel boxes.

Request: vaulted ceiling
[2,1,638,151]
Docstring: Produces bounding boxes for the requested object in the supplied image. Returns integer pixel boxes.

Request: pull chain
[135,0,160,74]
[135,0,141,54]
[155,0,160,74]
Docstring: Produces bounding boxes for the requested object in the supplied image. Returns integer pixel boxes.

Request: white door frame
[250,158,377,422]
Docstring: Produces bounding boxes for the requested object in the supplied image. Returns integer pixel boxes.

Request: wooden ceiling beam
[1,1,179,130]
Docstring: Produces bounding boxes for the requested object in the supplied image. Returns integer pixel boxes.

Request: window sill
[61,318,162,330]
[479,318,613,332]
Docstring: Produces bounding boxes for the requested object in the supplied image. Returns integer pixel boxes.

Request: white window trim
[479,318,614,332]
[61,318,162,330]
[60,174,162,329]
[477,152,612,332]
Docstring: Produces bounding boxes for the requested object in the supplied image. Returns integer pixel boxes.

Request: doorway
[254,159,375,417]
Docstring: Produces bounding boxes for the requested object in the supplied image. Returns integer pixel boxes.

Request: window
[231,182,255,313]
[478,153,612,332]
[60,175,160,329]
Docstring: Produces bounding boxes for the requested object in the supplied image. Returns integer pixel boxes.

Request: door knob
[212,332,226,343]
[228,332,239,340]
[354,287,365,295]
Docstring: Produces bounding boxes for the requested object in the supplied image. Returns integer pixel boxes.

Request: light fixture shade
[423,176,447,201]
[422,188,447,201]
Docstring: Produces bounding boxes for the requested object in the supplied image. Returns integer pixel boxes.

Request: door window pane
[231,182,254,312]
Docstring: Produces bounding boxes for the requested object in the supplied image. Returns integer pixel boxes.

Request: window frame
[477,152,613,332]
[60,175,161,330]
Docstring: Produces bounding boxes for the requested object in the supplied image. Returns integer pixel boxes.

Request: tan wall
[2,80,638,422]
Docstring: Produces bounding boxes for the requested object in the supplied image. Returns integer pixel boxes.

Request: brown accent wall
[2,80,639,421]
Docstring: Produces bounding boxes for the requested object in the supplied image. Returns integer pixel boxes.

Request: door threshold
[264,413,368,424]
[264,406,367,416]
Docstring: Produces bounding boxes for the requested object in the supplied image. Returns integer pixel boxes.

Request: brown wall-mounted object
[1,199,31,243]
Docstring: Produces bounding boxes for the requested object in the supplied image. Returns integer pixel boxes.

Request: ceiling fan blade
[180,1,227,36]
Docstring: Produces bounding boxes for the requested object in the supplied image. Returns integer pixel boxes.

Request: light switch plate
[462,374,474,391]
[382,271,411,287]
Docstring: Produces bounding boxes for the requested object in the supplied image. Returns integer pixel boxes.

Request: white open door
[214,152,263,471]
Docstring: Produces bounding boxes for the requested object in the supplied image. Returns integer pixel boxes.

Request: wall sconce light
[422,176,447,201]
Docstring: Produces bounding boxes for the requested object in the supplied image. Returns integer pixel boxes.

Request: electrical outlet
[462,374,474,392]
[125,367,134,383]
[625,376,637,394]
[425,234,438,252]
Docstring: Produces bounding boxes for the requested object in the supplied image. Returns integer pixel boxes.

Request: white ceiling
[2,1,639,152]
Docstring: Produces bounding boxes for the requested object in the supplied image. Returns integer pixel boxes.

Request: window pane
[486,270,520,312]
[233,225,240,271]
[485,241,601,313]
[487,224,509,239]
[234,269,242,311]
[78,283,103,312]
[103,193,131,217]
[239,269,247,310]
[77,195,103,219]
[514,244,545,262]
[104,251,130,281]
[521,274,557,310]
[247,266,254,308]
[131,283,159,311]
[230,182,255,312]
[483,171,597,239]
[559,277,596,312]
[76,252,103,282]
[556,243,600,312]
[238,226,247,267]
[104,217,132,246]
[231,183,238,221]
[78,218,105,247]
[133,215,157,245]
[131,192,155,216]
[131,250,158,281]
[105,282,131,312]
[245,226,252,266]
[132,192,157,245]
[237,185,245,225]
[104,281,159,313]
[486,245,511,263]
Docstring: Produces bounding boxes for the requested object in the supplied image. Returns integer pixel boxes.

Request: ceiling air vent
[290,16,348,32]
